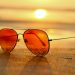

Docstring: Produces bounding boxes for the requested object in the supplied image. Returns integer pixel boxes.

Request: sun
[34,9,47,19]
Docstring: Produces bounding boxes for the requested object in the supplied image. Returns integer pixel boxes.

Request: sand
[0,48,75,75]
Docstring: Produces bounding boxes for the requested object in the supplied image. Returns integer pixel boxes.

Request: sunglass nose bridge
[17,33,23,42]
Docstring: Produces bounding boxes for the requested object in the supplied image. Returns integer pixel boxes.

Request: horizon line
[0,7,75,12]
[0,20,75,25]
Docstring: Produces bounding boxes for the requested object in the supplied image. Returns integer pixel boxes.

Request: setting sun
[34,9,47,19]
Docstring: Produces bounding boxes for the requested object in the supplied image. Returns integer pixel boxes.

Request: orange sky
[0,0,75,24]
[0,0,75,8]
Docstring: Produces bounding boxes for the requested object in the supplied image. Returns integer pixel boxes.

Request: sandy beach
[0,48,75,75]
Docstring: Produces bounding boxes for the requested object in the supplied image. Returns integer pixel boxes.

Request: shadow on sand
[20,56,51,75]
[0,52,10,75]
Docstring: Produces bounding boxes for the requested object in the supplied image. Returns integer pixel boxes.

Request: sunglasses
[0,28,75,56]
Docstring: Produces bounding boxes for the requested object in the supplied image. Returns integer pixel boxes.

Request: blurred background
[0,0,75,49]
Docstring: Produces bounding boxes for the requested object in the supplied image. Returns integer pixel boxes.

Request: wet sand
[0,48,75,75]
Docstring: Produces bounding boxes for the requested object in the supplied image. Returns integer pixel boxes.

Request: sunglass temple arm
[48,36,75,41]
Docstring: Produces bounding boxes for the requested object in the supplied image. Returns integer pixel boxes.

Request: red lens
[0,28,18,53]
[23,29,49,56]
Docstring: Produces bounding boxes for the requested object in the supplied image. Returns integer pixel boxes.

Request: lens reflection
[24,29,49,56]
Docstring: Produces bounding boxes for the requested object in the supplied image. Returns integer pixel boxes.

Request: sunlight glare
[34,9,47,19]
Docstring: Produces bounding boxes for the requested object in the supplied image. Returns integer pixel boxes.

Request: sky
[0,0,75,48]
[0,0,75,26]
